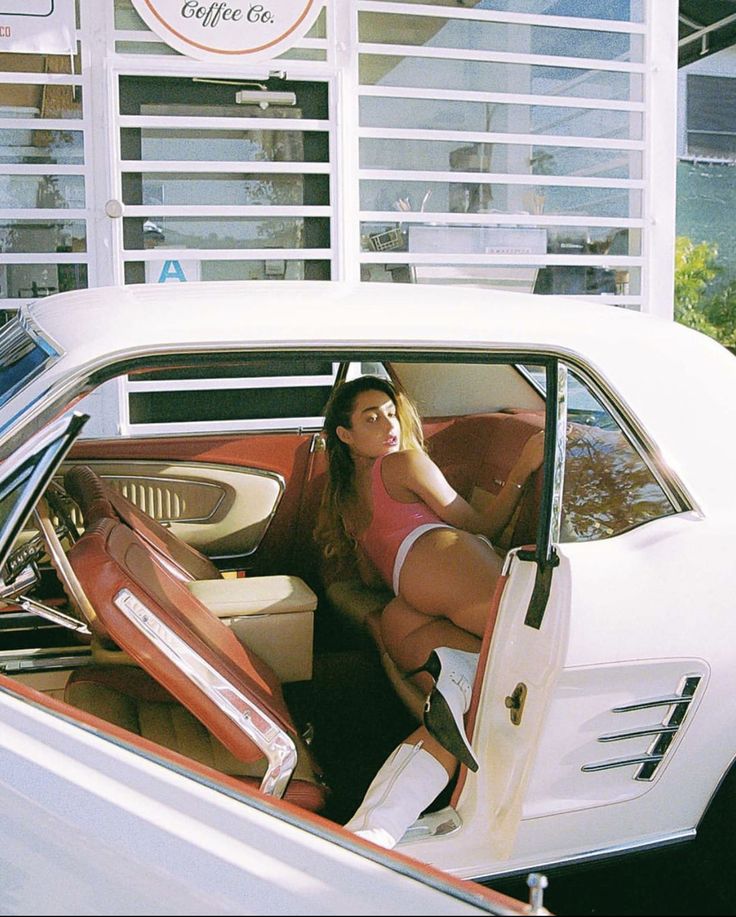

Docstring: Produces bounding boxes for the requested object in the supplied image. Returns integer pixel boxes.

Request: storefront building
[0,1,678,432]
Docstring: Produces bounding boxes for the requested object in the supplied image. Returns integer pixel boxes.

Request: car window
[0,412,87,572]
[0,318,58,412]
[560,368,676,542]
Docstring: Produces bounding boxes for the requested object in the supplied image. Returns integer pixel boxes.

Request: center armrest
[187,575,318,619]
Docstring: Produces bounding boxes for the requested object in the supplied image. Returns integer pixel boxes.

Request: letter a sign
[130,1,325,62]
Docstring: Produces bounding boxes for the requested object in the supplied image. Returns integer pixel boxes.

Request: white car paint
[1,280,735,903]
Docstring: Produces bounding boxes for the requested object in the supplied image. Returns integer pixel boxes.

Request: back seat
[426,410,544,551]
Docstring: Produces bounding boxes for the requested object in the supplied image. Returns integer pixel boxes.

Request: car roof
[25,280,677,357]
[17,281,736,515]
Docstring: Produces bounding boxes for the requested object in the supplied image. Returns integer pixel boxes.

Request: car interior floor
[283,601,421,824]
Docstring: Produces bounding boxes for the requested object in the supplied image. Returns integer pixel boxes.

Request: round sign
[130,1,325,61]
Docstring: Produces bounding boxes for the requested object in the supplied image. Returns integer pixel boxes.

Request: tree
[674,236,736,347]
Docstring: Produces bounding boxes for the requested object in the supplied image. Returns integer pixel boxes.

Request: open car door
[417,362,571,875]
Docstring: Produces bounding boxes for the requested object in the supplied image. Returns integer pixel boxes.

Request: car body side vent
[581,674,702,781]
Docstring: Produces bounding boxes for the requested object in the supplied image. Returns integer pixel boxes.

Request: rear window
[0,319,57,410]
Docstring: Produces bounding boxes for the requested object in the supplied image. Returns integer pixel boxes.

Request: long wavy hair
[315,374,425,563]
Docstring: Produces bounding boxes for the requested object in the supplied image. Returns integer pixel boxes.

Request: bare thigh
[397,528,503,637]
[381,595,482,681]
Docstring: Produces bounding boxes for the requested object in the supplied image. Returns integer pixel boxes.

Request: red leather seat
[66,515,327,811]
[65,464,222,582]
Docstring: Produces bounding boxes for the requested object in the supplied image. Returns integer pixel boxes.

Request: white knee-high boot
[419,648,480,772]
[344,742,449,849]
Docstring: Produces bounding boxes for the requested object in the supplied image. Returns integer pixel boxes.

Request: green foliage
[674,236,736,347]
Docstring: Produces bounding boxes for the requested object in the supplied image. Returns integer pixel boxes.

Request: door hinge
[518,547,560,630]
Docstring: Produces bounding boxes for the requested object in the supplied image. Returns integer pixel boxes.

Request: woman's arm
[385,431,545,541]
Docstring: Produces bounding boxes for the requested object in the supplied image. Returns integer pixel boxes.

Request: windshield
[0,318,58,411]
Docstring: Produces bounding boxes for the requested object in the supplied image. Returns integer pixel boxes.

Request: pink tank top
[356,453,444,588]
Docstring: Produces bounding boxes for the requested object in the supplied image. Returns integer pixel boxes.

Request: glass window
[359,258,639,297]
[360,139,642,181]
[360,222,639,256]
[0,83,82,121]
[359,12,643,62]
[0,175,85,209]
[124,258,330,285]
[122,172,328,208]
[359,55,642,102]
[124,357,337,430]
[686,74,736,161]
[360,97,642,141]
[368,1,644,21]
[0,129,84,165]
[1,263,88,300]
[0,220,86,254]
[121,128,329,163]
[360,179,638,219]
[123,217,329,252]
[560,370,676,541]
[0,319,57,410]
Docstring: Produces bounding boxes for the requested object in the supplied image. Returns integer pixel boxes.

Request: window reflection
[359,12,643,62]
[560,371,675,541]
[360,55,642,102]
[360,139,641,181]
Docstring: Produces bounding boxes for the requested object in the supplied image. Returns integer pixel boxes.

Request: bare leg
[398,530,503,637]
[381,595,481,692]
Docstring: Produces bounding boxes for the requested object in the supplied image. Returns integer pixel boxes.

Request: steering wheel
[3,485,82,584]
[34,496,97,629]
[45,484,82,543]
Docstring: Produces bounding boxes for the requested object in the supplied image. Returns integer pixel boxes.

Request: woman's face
[336,389,401,459]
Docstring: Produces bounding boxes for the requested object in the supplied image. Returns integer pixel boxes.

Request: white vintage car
[0,280,733,914]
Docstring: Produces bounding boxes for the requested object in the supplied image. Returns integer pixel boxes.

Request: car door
[434,359,703,880]
[411,359,571,875]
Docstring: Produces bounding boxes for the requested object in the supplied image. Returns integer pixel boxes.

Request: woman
[317,375,544,848]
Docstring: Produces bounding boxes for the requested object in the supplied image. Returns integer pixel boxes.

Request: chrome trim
[550,361,568,546]
[584,675,702,781]
[0,564,40,599]
[612,695,695,713]
[19,307,65,360]
[401,805,463,843]
[469,829,696,883]
[582,753,665,773]
[17,596,91,635]
[1,653,92,674]
[635,675,702,781]
[113,587,297,798]
[599,724,679,742]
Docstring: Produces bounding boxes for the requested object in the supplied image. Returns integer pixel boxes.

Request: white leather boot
[344,742,449,849]
[420,648,479,772]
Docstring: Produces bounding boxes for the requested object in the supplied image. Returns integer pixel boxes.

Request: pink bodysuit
[356,453,451,594]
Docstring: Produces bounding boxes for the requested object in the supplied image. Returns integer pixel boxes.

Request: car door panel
[461,552,570,861]
[59,460,284,557]
[67,432,314,572]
